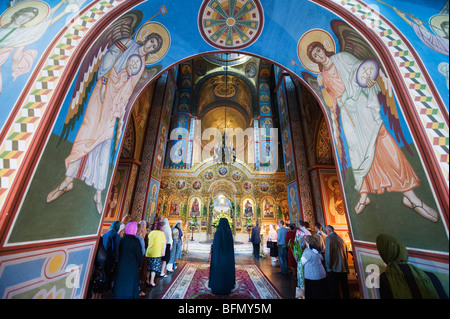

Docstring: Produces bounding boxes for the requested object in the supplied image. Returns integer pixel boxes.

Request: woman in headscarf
[145,221,166,287]
[209,218,235,295]
[301,235,328,299]
[167,220,182,272]
[268,224,278,263]
[160,218,173,277]
[101,221,121,293]
[112,222,143,299]
[376,234,447,299]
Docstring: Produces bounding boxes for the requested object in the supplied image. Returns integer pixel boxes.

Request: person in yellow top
[145,221,166,287]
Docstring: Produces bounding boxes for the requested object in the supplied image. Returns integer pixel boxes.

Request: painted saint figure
[191,198,199,216]
[306,41,438,222]
[244,199,253,217]
[0,0,80,93]
[46,33,164,214]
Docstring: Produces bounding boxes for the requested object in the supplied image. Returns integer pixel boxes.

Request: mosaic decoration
[198,0,264,49]
[242,180,252,191]
[176,180,185,189]
[260,182,269,192]
[204,171,214,179]
[192,180,202,190]
[218,166,228,175]
[160,179,169,189]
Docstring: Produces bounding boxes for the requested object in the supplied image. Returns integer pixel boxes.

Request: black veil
[208,218,235,295]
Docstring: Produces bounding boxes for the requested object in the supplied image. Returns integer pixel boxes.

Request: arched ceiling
[196,74,253,119]
[191,55,262,118]
[202,106,247,133]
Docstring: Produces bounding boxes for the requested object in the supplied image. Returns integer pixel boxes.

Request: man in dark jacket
[325,225,350,299]
[250,221,261,260]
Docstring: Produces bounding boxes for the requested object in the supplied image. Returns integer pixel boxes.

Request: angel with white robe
[0,0,84,93]
[304,21,438,223]
[46,13,164,215]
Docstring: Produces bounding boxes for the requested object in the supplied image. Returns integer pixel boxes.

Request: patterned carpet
[160,262,282,299]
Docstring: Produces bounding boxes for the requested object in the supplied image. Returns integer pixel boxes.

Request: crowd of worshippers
[87,215,183,299]
[87,216,447,299]
[251,220,348,299]
[253,220,448,300]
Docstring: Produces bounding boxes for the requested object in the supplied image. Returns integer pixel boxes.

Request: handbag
[267,241,274,248]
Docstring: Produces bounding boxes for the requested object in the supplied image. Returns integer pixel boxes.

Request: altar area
[155,159,289,243]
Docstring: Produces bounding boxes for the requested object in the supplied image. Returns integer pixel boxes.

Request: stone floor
[137,233,360,299]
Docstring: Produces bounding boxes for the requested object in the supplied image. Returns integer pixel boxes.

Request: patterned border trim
[0,240,96,299]
[0,0,125,210]
[331,0,449,187]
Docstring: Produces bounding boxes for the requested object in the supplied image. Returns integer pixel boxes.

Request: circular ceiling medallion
[199,0,264,49]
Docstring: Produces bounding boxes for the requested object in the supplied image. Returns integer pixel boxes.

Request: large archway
[0,0,447,300]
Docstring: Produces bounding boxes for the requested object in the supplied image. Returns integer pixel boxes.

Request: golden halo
[0,0,50,28]
[429,14,449,38]
[135,21,171,65]
[297,29,335,74]
[289,187,296,198]
[327,175,339,192]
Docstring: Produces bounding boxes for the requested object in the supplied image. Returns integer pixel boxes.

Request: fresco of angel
[0,0,85,94]
[46,9,169,215]
[299,20,438,223]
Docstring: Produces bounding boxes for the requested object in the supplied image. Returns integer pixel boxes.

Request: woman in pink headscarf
[112,222,143,299]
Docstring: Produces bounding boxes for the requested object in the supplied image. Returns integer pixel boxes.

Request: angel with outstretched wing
[301,20,438,222]
[46,11,165,215]
[0,0,85,93]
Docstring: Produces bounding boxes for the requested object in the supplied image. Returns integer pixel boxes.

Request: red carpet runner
[160,262,283,299]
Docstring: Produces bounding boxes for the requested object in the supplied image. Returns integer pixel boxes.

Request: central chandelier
[213,53,236,165]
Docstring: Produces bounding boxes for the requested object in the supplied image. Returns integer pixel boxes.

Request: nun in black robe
[209,218,236,295]
[112,222,143,299]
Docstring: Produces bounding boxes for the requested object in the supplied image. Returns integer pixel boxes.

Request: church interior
[0,0,447,302]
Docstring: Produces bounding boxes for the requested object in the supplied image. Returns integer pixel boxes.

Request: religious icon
[260,182,269,192]
[154,125,167,169]
[327,176,346,225]
[298,23,438,223]
[46,18,169,215]
[232,171,241,181]
[263,198,274,218]
[190,198,200,216]
[243,181,252,191]
[244,199,253,217]
[283,129,293,174]
[176,180,185,189]
[204,171,213,180]
[0,0,84,93]
[160,179,169,189]
[260,105,270,114]
[170,197,181,215]
[218,166,228,175]
[288,187,299,224]
[192,180,201,190]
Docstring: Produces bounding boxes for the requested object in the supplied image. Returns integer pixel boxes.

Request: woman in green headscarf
[376,234,447,299]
